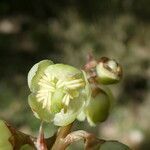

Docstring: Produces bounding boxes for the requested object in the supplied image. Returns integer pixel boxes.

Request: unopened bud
[86,89,110,126]
[96,57,122,84]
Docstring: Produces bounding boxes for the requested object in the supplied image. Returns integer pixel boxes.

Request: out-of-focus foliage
[0,0,149,150]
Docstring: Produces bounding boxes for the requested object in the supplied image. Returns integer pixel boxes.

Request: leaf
[99,141,131,150]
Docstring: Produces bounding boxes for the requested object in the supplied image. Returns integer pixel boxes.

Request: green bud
[0,120,13,150]
[96,57,122,84]
[86,89,110,126]
[99,141,131,150]
[28,61,91,126]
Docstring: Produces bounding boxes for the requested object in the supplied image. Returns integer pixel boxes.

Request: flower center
[36,73,85,110]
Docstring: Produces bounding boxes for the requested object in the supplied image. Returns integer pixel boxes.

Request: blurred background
[0,0,149,149]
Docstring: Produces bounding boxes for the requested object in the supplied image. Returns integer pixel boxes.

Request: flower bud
[86,89,110,126]
[96,57,122,84]
[0,120,13,150]
[28,60,91,126]
[99,141,131,150]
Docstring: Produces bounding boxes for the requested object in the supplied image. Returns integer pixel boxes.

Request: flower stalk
[51,123,73,150]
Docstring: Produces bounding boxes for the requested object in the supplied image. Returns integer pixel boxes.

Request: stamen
[65,94,70,106]
[62,94,71,106]
[56,80,64,88]
[36,96,44,102]
[42,98,48,108]
[37,89,49,94]
[62,94,67,103]
[47,92,52,110]
[42,74,49,80]
[65,82,85,89]
[38,82,55,92]
[39,79,55,87]
[65,79,83,85]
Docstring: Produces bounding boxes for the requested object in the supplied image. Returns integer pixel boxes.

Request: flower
[96,57,122,84]
[0,120,13,150]
[28,60,91,126]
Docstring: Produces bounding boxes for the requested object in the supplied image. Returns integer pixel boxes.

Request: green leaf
[0,120,13,150]
[20,144,35,150]
[99,141,131,150]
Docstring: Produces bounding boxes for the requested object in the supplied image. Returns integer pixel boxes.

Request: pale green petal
[0,120,13,150]
[51,88,64,114]
[82,70,91,106]
[77,71,91,122]
[99,141,130,150]
[77,111,86,121]
[28,94,54,122]
[53,109,78,126]
[44,64,82,81]
[53,96,85,126]
[28,60,54,92]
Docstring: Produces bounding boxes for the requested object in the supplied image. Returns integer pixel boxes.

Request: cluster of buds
[28,56,122,127]
[77,55,122,126]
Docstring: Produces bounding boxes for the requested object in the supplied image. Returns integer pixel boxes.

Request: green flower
[96,57,122,84]
[28,60,91,126]
[0,120,13,150]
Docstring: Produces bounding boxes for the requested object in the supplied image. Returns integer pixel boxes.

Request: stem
[51,123,73,150]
